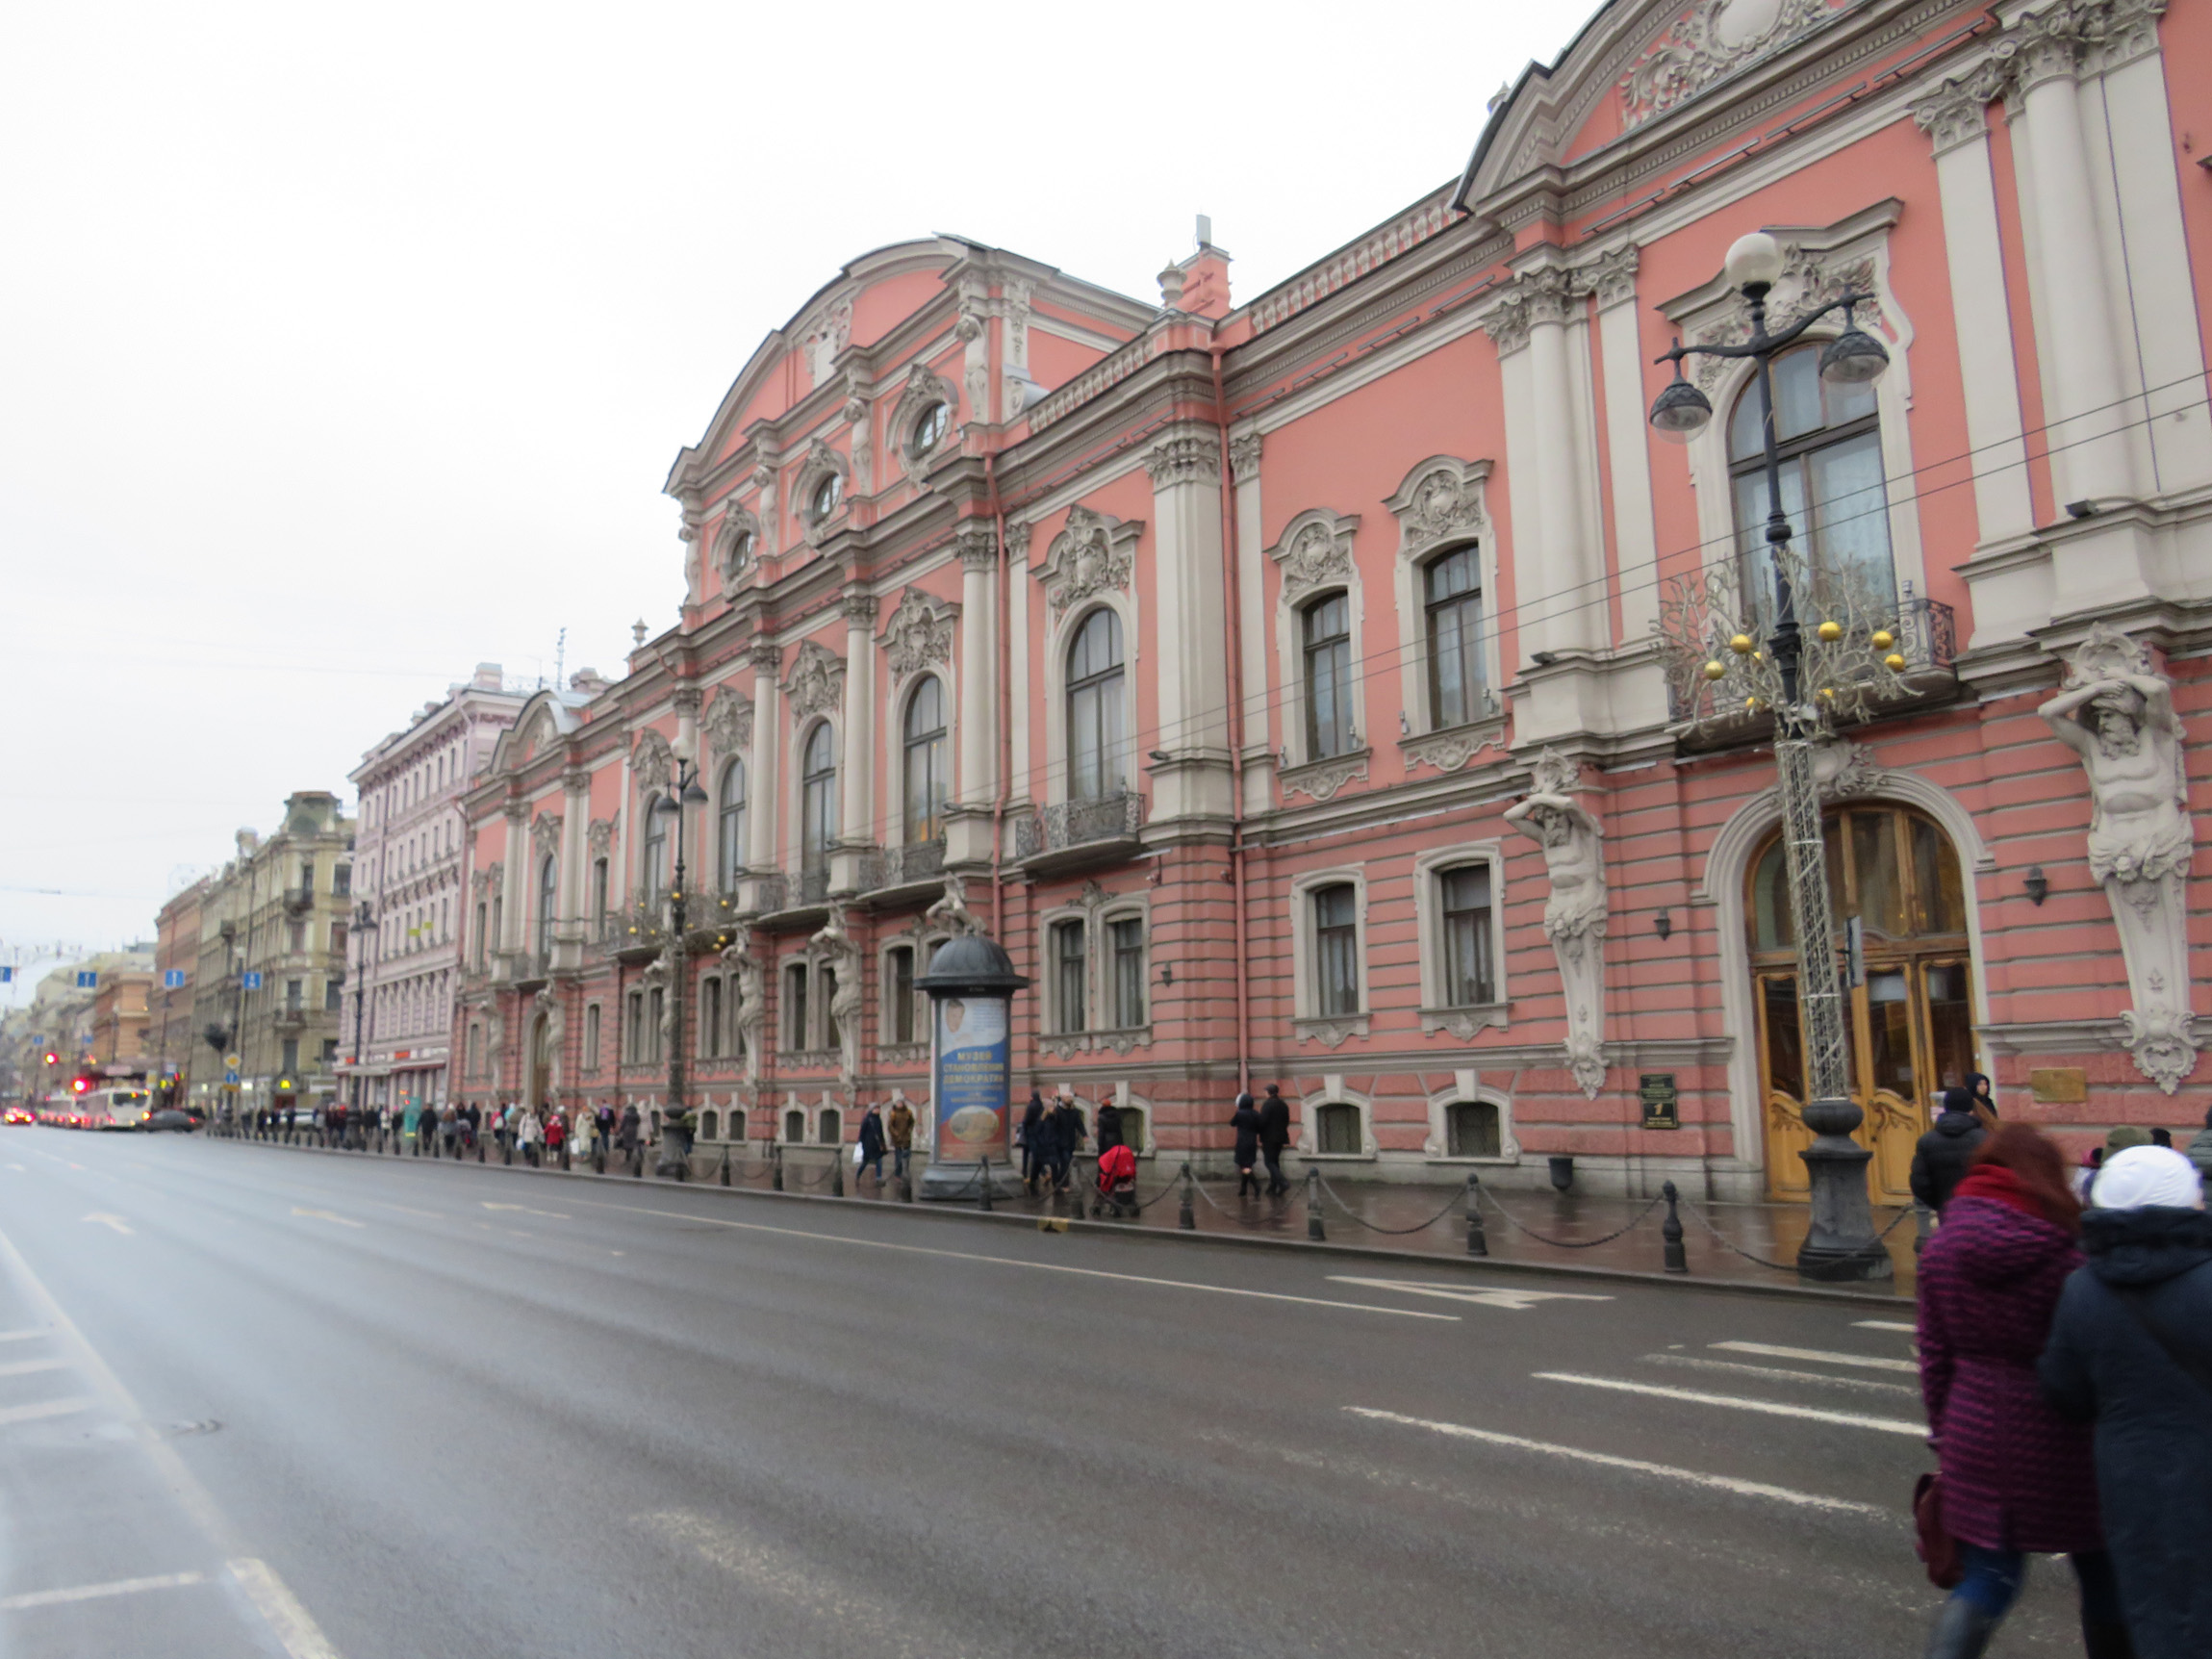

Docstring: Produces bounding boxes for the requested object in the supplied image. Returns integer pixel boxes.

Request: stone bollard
[719,1147,731,1187]
[1466,1172,1488,1257]
[831,1159,845,1199]
[978,1155,994,1212]
[1306,1168,1326,1242]
[772,1145,784,1191]
[477,1138,485,1163]
[631,1145,643,1178]
[898,1171,913,1204]
[1178,1161,1195,1231]
[1662,1180,1688,1275]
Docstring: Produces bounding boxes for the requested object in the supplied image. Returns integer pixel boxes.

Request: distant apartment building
[342,665,529,1118]
[151,877,209,1086]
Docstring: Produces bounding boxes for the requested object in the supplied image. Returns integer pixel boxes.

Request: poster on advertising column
[932,994,1009,1161]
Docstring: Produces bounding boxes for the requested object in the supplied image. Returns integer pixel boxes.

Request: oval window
[810,473,843,521]
[907,401,950,461]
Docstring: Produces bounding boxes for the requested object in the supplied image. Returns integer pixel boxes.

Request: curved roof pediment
[488,691,585,778]
[1457,0,1869,215]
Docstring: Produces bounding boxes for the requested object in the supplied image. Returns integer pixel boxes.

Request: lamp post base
[917,1159,1024,1203]
[1795,1096,1895,1283]
[654,1122,695,1180]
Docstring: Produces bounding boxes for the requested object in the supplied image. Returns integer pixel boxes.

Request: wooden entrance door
[1749,805,1976,1202]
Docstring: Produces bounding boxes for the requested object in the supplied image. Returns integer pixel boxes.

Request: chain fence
[1476,1186,1665,1249]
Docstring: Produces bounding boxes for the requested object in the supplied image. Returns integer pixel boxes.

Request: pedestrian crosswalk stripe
[0,1397,92,1426]
[1344,1407,1889,1516]
[0,1328,51,1343]
[1711,1340,1916,1373]
[0,1358,67,1379]
[0,1570,206,1612]
[1642,1353,1918,1397]
[1534,1372,1924,1435]
[1853,1319,1916,1333]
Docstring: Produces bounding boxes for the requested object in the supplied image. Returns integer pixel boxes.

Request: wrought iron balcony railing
[1014,790,1145,861]
[1661,588,1957,727]
[859,838,945,893]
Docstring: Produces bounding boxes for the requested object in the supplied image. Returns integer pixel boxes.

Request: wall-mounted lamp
[2024,866,2049,906]
[1148,750,1173,764]
[1158,963,1174,986]
[1531,650,1559,667]
[1653,909,1673,940]
[2064,499,2098,521]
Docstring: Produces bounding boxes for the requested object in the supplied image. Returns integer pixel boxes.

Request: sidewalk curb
[209,1136,1914,1309]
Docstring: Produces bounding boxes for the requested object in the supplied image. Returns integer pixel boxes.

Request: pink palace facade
[456,0,2212,1198]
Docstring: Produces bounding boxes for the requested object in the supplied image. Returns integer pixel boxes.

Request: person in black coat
[1258,1085,1292,1196]
[2040,1146,2212,1659]
[1912,1087,1988,1213]
[1095,1100,1124,1155]
[1019,1090,1048,1194]
[1051,1092,1085,1192]
[1230,1092,1262,1198]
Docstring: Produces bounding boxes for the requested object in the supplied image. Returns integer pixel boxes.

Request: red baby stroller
[1092,1143,1138,1218]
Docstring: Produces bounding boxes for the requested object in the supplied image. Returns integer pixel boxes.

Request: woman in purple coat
[1917,1123,2126,1659]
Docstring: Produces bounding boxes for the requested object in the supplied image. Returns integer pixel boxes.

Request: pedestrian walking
[1259,1084,1291,1196]
[402,1100,422,1156]
[596,1103,616,1166]
[1966,1071,1999,1131]
[1095,1097,1123,1155]
[857,1102,886,1186]
[545,1106,567,1168]
[2040,1144,2212,1659]
[1917,1123,2120,1659]
[618,1104,641,1167]
[1231,1090,1262,1198]
[463,1101,481,1155]
[887,1092,915,1181]
[1911,1086,1988,1215]
[441,1104,462,1158]
[1052,1089,1084,1192]
[1019,1089,1048,1194]
[518,1108,541,1167]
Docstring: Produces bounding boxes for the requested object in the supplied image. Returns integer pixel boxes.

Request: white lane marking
[1535,1372,1925,1436]
[571,1198,1459,1320]
[1328,1276,1613,1311]
[0,1357,67,1379]
[0,1226,347,1658]
[228,1558,343,1659]
[1344,1407,1889,1517]
[482,1202,569,1219]
[0,1328,51,1343]
[5,1162,25,1171]
[1712,1340,1917,1373]
[290,1208,365,1229]
[0,1570,207,1612]
[0,1396,93,1426]
[1854,1319,1916,1333]
[1643,1353,1920,1397]
[82,1212,134,1236]
[367,1201,445,1219]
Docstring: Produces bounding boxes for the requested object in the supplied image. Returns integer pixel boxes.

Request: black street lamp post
[351,900,373,1148]
[1648,229,1895,1282]
[653,754,711,1179]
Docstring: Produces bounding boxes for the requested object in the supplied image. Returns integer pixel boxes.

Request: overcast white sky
[0,0,1581,1005]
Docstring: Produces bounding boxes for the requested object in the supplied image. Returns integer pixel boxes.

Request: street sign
[242,971,263,989]
[163,969,187,988]
[1639,1073,1681,1131]
[75,970,97,988]
[223,1053,240,1068]
[0,966,12,983]
[224,1069,240,1085]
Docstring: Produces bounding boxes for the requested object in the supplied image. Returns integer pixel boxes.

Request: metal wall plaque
[1639,1072,1680,1130]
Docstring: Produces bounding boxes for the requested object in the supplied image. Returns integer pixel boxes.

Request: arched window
[1446,1100,1500,1159]
[808,472,843,523]
[642,792,667,901]
[1314,1101,1361,1156]
[536,855,556,958]
[783,1109,805,1143]
[903,676,949,845]
[1302,592,1355,758]
[906,401,950,462]
[801,723,836,880]
[717,760,748,888]
[1728,343,1892,618]
[1423,546,1485,728]
[1066,608,1126,801]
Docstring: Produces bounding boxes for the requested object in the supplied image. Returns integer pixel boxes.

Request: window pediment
[877,587,959,678]
[891,361,958,479]
[1035,505,1142,620]
[1385,458,1491,561]
[703,687,754,757]
[783,640,848,721]
[1268,509,1360,606]
[631,729,674,793]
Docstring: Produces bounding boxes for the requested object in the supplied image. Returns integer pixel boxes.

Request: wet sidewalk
[733,1146,1920,1298]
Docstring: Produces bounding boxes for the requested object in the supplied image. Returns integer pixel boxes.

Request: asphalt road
[0,1130,2088,1658]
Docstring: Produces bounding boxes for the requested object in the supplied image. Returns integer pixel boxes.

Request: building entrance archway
[1748,804,1977,1202]
[526,1011,551,1110]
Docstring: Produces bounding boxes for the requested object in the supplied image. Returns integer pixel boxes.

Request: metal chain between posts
[1675,1194,1915,1275]
[1188,1176,1301,1230]
[1312,1174,1466,1236]
[1476,1187,1665,1249]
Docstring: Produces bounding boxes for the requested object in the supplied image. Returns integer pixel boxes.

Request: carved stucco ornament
[1035,506,1141,620]
[1268,510,1359,606]
[783,641,848,721]
[631,729,674,794]
[878,588,958,678]
[2039,624,2198,1092]
[703,687,754,758]
[1618,0,1845,130]
[1506,749,1610,1098]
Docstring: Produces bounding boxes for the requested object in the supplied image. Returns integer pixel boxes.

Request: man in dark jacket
[1095,1099,1123,1155]
[2040,1146,2212,1659]
[1258,1085,1292,1195]
[1051,1091,1085,1192]
[1231,1092,1262,1198]
[1911,1087,1987,1213]
[1019,1090,1048,1194]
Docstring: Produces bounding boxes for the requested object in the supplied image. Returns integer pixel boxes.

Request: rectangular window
[1315,1101,1361,1155]
[1424,546,1486,727]
[591,858,609,934]
[584,1003,600,1071]
[888,947,916,1044]
[1440,864,1495,1008]
[330,921,348,958]
[1054,919,1087,1034]
[288,920,306,953]
[474,904,488,969]
[299,858,316,893]
[1313,884,1359,1016]
[324,979,343,1012]
[285,979,304,1012]
[786,964,809,1051]
[333,864,351,897]
[626,992,644,1062]
[320,1038,339,1066]
[281,1037,300,1075]
[468,1024,483,1077]
[820,966,840,1052]
[1110,917,1145,1029]
[701,979,723,1059]
[647,986,664,1061]
[1303,593,1356,759]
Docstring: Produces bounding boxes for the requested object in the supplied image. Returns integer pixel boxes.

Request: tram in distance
[34,1086,153,1130]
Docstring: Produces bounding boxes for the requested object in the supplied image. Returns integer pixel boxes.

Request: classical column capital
[1912,81,1991,155]
[747,640,783,676]
[561,767,591,797]
[673,686,702,717]
[1228,430,1263,485]
[1576,245,1639,312]
[954,525,1000,572]
[1144,434,1220,489]
[840,591,880,625]
[1482,266,1578,356]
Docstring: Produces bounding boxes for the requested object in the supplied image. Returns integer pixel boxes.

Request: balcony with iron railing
[858,837,945,901]
[1014,791,1145,876]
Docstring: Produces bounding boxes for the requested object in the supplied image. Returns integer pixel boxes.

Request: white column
[1006,523,1032,800]
[840,591,878,845]
[1916,85,2036,547]
[1589,250,1662,639]
[1146,432,1233,822]
[496,804,526,957]
[947,527,999,867]
[1523,273,1600,655]
[747,642,783,879]
[556,770,588,958]
[1230,430,1273,814]
[2010,26,2137,508]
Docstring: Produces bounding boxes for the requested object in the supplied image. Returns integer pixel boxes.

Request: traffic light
[69,1077,89,1095]
[42,1052,58,1068]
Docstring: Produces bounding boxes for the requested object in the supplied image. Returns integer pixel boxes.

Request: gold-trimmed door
[1750,805,1976,1202]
